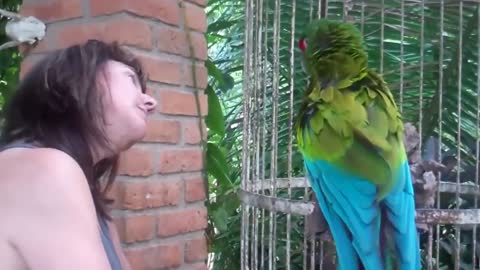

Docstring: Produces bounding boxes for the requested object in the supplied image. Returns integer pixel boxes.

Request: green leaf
[206,85,226,136]
[211,206,229,232]
[206,142,231,187]
[207,19,239,33]
[205,59,225,84]
[220,73,234,92]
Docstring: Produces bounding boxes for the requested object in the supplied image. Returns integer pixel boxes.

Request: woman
[0,39,157,270]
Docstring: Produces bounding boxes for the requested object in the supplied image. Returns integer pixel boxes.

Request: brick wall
[19,0,209,269]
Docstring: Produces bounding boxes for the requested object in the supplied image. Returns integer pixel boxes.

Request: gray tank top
[0,141,123,270]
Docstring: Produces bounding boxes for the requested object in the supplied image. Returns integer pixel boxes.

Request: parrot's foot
[305,191,332,241]
[316,229,333,242]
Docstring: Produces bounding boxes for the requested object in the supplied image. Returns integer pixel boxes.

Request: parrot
[294,19,421,270]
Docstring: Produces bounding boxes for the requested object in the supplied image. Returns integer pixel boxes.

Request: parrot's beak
[300,54,307,74]
[298,38,307,52]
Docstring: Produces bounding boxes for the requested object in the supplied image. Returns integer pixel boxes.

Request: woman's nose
[143,94,157,113]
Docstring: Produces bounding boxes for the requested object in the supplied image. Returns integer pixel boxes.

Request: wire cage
[240,0,480,269]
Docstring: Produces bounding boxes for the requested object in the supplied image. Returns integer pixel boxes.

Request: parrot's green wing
[296,70,405,196]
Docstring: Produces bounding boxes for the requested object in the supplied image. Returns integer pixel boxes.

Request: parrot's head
[298,19,368,84]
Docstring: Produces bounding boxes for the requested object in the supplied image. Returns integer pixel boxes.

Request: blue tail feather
[383,161,421,269]
[304,159,420,270]
[305,160,383,270]
[312,180,361,269]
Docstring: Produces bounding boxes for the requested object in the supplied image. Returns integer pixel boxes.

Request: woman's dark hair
[0,39,147,220]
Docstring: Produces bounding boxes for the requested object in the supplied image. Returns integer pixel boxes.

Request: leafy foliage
[203,1,245,269]
[0,0,22,111]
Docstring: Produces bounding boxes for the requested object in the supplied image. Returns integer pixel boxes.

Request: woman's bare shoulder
[0,147,85,181]
[0,147,90,201]
[0,147,92,210]
[0,147,112,270]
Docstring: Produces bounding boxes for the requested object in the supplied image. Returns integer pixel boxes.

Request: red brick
[184,2,207,32]
[20,0,82,22]
[158,148,203,174]
[185,64,208,89]
[115,215,156,243]
[144,119,181,144]
[125,244,182,270]
[145,180,182,208]
[118,181,145,210]
[90,0,180,26]
[191,32,208,61]
[118,148,153,176]
[185,236,208,262]
[157,208,208,237]
[183,119,206,145]
[156,27,207,60]
[54,16,152,50]
[137,55,183,85]
[156,27,187,56]
[118,180,181,210]
[158,90,207,116]
[185,176,206,202]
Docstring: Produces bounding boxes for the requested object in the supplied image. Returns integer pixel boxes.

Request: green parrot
[294,19,421,269]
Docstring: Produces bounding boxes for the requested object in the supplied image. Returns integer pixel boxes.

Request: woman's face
[98,60,157,153]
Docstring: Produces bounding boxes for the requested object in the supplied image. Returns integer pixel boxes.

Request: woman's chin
[117,129,147,152]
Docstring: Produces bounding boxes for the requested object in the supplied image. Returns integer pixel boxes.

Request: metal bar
[251,0,263,268]
[436,0,445,268]
[419,0,425,152]
[318,0,322,18]
[439,181,480,195]
[240,0,253,268]
[310,237,315,270]
[310,0,314,22]
[250,178,480,195]
[286,0,296,268]
[474,3,480,268]
[455,2,464,269]
[418,209,480,225]
[260,0,269,268]
[246,0,255,265]
[239,189,480,225]
[239,189,315,216]
[324,0,328,19]
[319,241,324,270]
[269,0,281,268]
[343,0,350,21]
[428,226,433,270]
[360,0,365,35]
[303,3,314,265]
[399,0,405,113]
[380,0,385,74]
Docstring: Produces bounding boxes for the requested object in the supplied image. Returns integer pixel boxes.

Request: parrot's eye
[298,39,307,52]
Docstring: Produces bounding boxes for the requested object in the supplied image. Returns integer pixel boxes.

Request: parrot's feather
[383,160,421,269]
[297,73,402,197]
[303,155,420,270]
[295,19,420,270]
[333,136,392,188]
[304,159,383,270]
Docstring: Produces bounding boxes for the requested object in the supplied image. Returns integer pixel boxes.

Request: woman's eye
[128,74,137,84]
